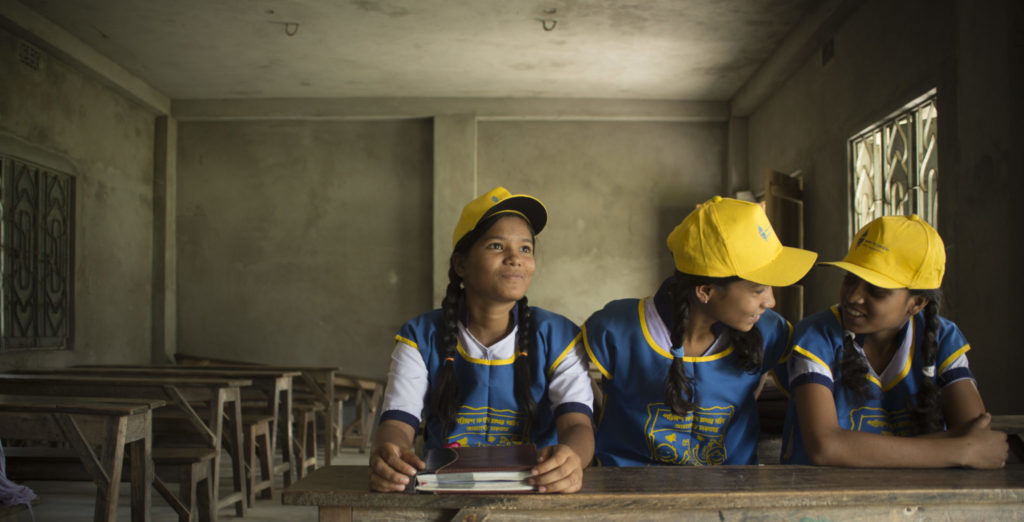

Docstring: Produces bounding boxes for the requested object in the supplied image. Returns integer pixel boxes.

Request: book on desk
[415,444,537,493]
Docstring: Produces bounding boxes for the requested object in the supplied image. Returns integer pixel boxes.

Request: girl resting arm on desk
[369,187,594,493]
[779,215,1008,468]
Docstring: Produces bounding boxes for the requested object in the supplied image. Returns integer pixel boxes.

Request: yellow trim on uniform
[938,344,971,374]
[395,334,417,349]
[639,297,670,358]
[641,297,735,362]
[768,369,790,399]
[792,345,828,369]
[882,326,915,392]
[829,304,842,323]
[773,320,796,364]
[581,324,612,381]
[548,332,582,377]
[456,340,517,365]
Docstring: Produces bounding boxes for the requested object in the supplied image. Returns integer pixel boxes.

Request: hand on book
[531,443,583,493]
[369,441,426,492]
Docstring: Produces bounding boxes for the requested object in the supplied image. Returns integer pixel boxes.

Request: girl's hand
[531,443,584,493]
[369,441,425,492]
[958,413,1008,469]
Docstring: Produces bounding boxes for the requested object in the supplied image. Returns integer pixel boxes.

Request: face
[702,280,776,332]
[454,215,536,307]
[839,274,926,336]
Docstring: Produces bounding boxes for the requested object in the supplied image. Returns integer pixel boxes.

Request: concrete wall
[175,114,726,379]
[176,119,434,375]
[0,24,158,369]
[477,120,724,325]
[746,0,1023,413]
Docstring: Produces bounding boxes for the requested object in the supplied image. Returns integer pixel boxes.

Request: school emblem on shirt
[645,403,732,465]
[849,406,914,436]
[446,405,525,446]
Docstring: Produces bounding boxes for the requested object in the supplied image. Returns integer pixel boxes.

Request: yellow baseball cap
[452,186,547,249]
[822,214,945,289]
[666,196,817,286]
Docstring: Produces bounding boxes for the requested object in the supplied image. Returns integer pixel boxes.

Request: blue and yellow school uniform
[583,279,793,466]
[779,305,974,464]
[380,306,593,452]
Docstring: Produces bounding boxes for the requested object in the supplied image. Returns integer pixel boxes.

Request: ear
[452,253,467,279]
[906,294,929,316]
[694,284,715,304]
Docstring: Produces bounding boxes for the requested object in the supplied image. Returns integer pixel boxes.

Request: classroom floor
[14,445,369,522]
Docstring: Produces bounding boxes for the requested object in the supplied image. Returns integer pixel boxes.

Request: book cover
[415,444,538,493]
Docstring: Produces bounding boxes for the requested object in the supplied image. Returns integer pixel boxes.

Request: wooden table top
[0,394,165,415]
[58,366,303,378]
[0,373,252,387]
[282,465,1024,511]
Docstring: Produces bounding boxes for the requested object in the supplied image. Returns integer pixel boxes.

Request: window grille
[0,155,75,351]
[848,92,938,240]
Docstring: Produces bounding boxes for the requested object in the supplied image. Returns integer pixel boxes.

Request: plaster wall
[0,25,156,369]
[477,120,724,325]
[746,0,1023,413]
[175,120,434,377]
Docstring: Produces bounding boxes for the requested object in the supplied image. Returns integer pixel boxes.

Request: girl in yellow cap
[583,196,817,466]
[370,187,594,492]
[779,215,1008,467]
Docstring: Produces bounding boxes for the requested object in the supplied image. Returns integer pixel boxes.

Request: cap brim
[819,261,905,289]
[739,246,818,287]
[483,195,548,235]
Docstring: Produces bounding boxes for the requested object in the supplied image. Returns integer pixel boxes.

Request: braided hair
[837,279,944,435]
[431,213,539,441]
[908,289,943,435]
[663,271,764,415]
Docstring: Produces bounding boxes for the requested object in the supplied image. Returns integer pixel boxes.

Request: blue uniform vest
[778,306,973,464]
[394,306,583,451]
[583,289,793,466]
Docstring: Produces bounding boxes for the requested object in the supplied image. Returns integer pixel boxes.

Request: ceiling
[18,0,817,101]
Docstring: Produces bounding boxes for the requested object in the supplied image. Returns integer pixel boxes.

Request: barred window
[0,154,75,351]
[848,90,938,240]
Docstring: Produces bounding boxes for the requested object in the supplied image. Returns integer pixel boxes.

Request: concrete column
[152,115,177,363]
[432,114,477,304]
[726,116,749,196]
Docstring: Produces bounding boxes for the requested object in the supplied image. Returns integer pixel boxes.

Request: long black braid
[908,289,943,435]
[664,271,764,415]
[513,296,538,438]
[837,283,944,435]
[430,213,539,441]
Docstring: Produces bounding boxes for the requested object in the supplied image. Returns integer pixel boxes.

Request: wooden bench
[5,446,216,522]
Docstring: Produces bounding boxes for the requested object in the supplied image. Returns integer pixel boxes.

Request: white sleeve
[787,348,834,387]
[545,338,594,412]
[380,340,429,422]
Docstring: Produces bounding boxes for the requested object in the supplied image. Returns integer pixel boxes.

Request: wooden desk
[282,465,1024,521]
[172,355,346,465]
[0,373,250,517]
[993,415,1024,461]
[66,365,301,486]
[0,395,163,522]
[332,375,384,453]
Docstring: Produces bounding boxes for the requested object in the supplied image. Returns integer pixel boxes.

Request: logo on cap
[855,230,868,248]
[758,225,770,241]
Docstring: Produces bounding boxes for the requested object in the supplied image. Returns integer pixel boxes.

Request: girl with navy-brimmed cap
[369,187,594,493]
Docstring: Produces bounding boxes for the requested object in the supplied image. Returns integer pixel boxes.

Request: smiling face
[704,279,776,332]
[454,215,536,307]
[839,273,927,337]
